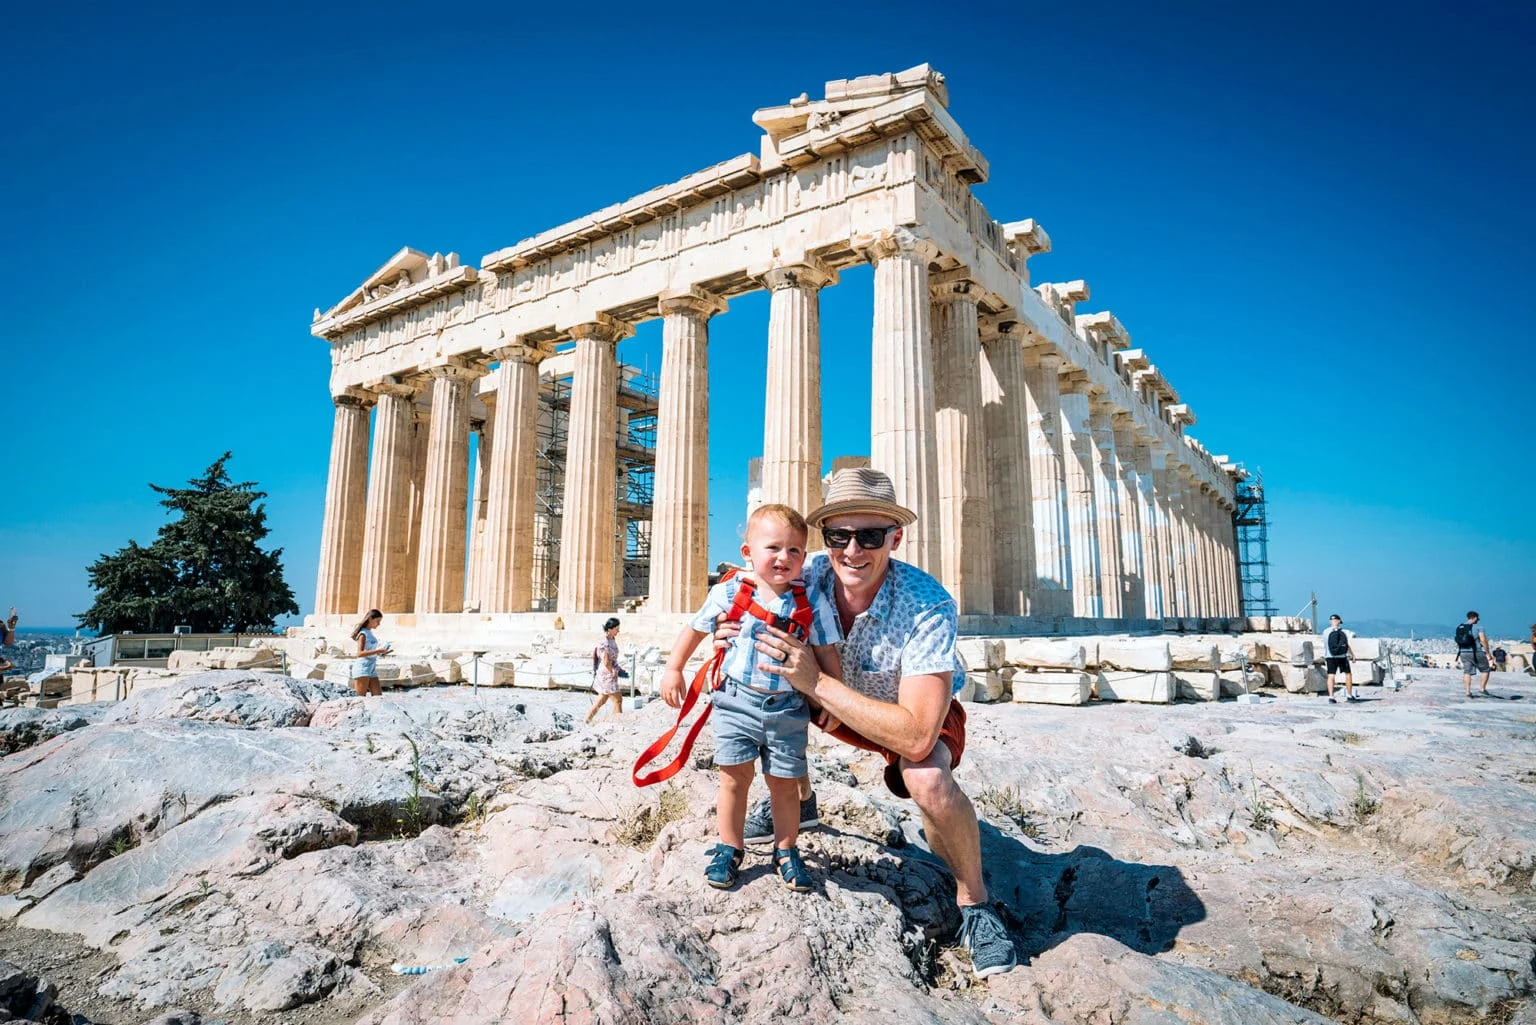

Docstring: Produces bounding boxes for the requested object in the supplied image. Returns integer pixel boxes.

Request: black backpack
[1455,622,1477,650]
[1327,629,1349,656]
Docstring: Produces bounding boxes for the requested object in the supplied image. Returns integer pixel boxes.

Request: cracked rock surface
[2,666,1535,1023]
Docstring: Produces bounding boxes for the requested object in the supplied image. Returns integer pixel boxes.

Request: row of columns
[315,233,1242,622]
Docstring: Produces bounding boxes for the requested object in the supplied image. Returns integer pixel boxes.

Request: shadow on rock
[978,822,1205,962]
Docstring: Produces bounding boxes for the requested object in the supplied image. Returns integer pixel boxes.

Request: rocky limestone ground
[2,666,1536,1024]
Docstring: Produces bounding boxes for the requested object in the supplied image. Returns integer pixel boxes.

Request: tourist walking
[1322,614,1357,704]
[657,503,842,893]
[351,609,391,697]
[584,618,624,724]
[727,467,1019,980]
[1456,610,1493,698]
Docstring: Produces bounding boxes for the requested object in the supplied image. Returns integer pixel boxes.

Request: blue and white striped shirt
[690,576,839,693]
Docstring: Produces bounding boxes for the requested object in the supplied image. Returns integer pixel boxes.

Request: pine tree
[78,454,300,634]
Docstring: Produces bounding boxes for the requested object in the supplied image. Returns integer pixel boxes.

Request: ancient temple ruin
[305,65,1246,646]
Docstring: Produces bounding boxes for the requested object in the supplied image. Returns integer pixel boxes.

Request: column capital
[978,316,1028,345]
[929,267,983,304]
[658,285,728,320]
[562,313,635,345]
[1058,368,1092,393]
[753,257,837,292]
[489,339,557,365]
[333,387,376,409]
[364,376,420,400]
[1024,346,1063,371]
[855,227,940,266]
[423,358,488,383]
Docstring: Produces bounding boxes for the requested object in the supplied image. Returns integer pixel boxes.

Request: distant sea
[18,627,95,637]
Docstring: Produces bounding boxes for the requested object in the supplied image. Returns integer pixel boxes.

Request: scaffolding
[532,363,658,610]
[1233,470,1276,618]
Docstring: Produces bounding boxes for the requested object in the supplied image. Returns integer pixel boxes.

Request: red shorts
[824,699,967,799]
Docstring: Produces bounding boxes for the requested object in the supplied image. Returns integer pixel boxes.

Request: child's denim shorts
[710,677,810,778]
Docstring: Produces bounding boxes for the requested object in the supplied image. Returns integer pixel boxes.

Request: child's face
[740,517,807,588]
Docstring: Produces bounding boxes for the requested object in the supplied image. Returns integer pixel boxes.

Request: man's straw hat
[807,467,917,528]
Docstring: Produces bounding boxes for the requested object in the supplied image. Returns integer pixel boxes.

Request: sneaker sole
[972,956,1017,980]
[706,877,738,890]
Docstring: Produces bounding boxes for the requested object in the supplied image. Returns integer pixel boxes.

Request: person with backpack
[1321,614,1357,704]
[1456,611,1493,698]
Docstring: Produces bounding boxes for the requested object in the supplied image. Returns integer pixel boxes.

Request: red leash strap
[632,576,759,787]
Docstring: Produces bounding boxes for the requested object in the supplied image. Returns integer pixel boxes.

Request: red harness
[632,572,814,788]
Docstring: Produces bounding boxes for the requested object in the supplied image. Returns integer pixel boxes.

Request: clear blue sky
[3,1,1531,638]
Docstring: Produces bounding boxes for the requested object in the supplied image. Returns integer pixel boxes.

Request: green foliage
[397,733,425,838]
[77,453,299,634]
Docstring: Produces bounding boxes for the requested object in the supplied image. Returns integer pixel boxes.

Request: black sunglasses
[821,524,899,550]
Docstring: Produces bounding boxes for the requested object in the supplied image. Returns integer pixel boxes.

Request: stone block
[956,638,1004,671]
[1349,660,1384,685]
[428,658,463,684]
[1287,640,1315,666]
[1269,663,1325,693]
[1010,671,1092,705]
[1002,639,1087,670]
[33,671,72,699]
[1219,669,1266,697]
[1095,670,1173,703]
[1095,639,1172,672]
[961,671,1007,704]
[1174,671,1219,701]
[1351,638,1382,661]
[1168,638,1220,671]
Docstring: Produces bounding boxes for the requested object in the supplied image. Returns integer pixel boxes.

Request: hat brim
[806,498,917,529]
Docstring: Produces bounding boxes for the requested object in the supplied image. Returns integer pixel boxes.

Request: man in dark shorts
[1321,614,1357,704]
[742,468,1017,980]
[1458,611,1493,697]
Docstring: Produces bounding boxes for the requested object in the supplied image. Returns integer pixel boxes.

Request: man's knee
[898,746,962,811]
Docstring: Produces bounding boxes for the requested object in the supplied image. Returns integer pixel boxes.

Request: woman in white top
[351,609,391,697]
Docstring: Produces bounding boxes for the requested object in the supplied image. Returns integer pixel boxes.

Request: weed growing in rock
[615,786,688,848]
[396,733,425,838]
[1354,773,1379,820]
[1248,774,1275,831]
[108,835,133,859]
[978,784,1045,840]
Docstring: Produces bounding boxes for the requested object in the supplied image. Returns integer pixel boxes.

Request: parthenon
[306,64,1245,646]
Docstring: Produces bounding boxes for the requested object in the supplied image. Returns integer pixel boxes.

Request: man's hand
[712,617,743,658]
[660,667,688,708]
[754,624,822,695]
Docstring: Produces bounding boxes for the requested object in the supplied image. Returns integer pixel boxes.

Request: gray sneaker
[742,793,820,843]
[959,902,1017,980]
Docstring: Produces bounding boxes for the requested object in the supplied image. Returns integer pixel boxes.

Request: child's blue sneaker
[705,843,744,889]
[772,846,813,892]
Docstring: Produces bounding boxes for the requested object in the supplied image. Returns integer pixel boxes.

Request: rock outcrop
[2,667,1535,1023]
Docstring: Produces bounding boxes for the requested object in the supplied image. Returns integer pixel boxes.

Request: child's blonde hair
[745,503,808,541]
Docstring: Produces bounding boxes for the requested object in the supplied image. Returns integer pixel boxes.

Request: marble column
[415,361,484,614]
[1166,470,1192,618]
[1113,416,1148,620]
[1132,437,1164,619]
[314,390,375,617]
[1149,455,1176,620]
[868,229,941,574]
[1058,376,1101,618]
[465,406,492,611]
[980,320,1033,616]
[1022,347,1072,616]
[1088,399,1125,619]
[651,288,725,615]
[931,273,994,615]
[403,404,430,610]
[357,380,419,614]
[481,342,550,613]
[759,261,833,543]
[558,316,631,613]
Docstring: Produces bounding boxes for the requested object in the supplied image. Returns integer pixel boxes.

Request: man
[737,467,1018,980]
[1456,610,1493,698]
[1321,614,1357,704]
